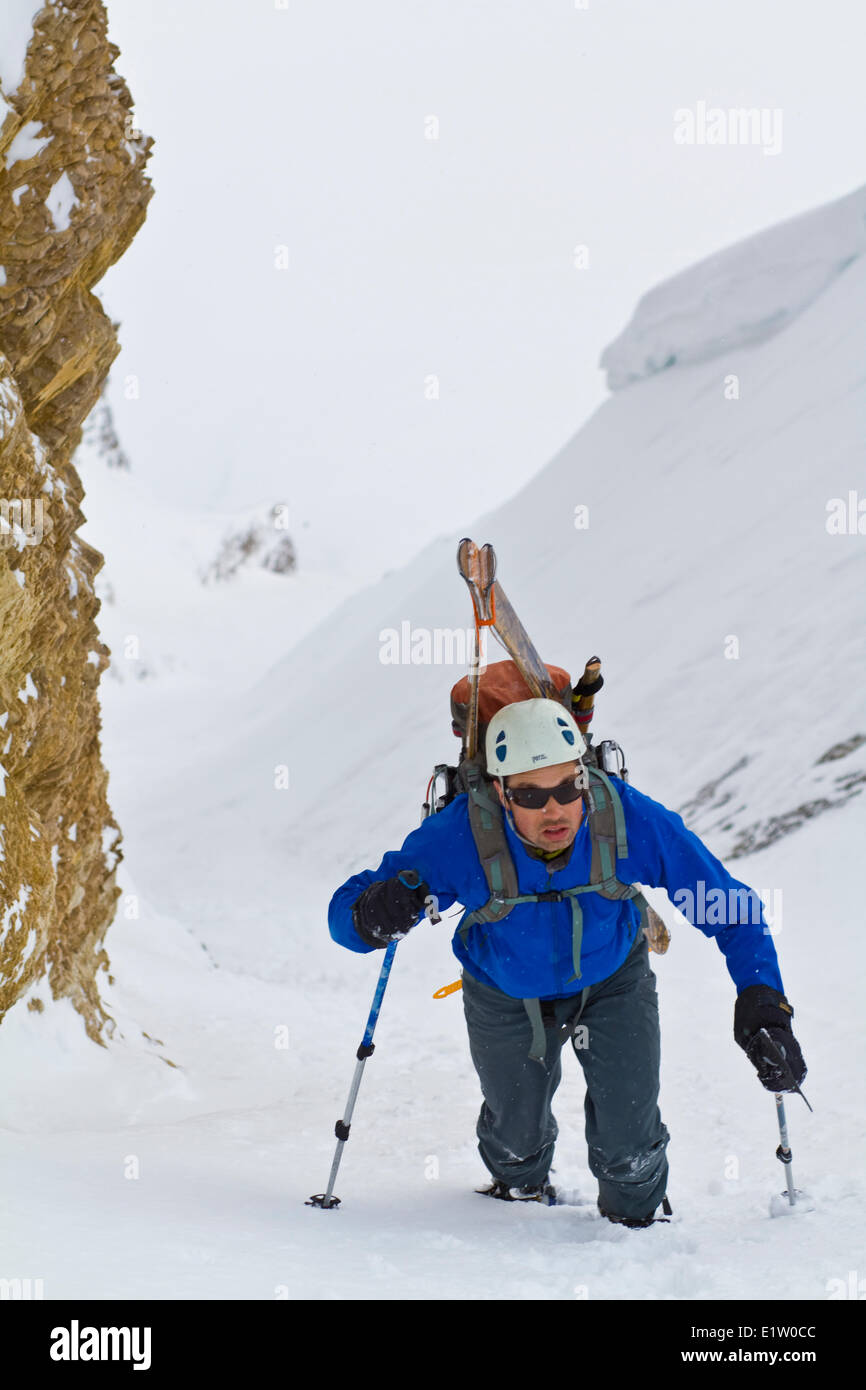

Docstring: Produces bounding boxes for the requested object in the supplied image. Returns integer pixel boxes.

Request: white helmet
[485,698,587,780]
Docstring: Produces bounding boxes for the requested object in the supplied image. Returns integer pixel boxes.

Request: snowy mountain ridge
[601,183,866,390]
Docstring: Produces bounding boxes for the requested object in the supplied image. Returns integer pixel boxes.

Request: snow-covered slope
[2,187,864,1301]
[74,441,362,692]
[601,183,866,390]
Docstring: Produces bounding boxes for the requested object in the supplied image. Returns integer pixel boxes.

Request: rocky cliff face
[0,2,152,1040]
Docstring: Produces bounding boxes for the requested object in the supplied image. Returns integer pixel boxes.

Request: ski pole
[306,937,398,1209]
[309,861,439,1212]
[751,1027,812,1210]
[774,1092,797,1207]
[307,868,435,1210]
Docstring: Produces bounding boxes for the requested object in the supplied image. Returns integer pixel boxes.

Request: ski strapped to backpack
[457,753,652,1064]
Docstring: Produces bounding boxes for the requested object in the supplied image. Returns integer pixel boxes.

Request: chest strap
[494,885,648,1062]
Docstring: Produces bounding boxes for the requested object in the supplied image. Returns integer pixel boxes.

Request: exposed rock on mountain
[200,504,297,584]
[0,1,152,1041]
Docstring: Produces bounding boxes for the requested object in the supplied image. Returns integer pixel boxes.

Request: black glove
[734,985,806,1092]
[351,870,432,949]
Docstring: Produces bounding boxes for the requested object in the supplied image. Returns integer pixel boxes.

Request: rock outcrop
[200,504,298,584]
[0,2,153,1040]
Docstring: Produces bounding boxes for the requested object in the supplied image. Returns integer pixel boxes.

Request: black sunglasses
[504,774,585,811]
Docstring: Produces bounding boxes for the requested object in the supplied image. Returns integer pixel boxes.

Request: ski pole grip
[398,869,441,925]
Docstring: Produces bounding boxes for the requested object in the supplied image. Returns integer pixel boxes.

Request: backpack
[424,658,627,811]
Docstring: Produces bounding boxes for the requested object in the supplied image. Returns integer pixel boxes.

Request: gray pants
[461,932,670,1221]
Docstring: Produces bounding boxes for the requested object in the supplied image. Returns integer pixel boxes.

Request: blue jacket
[328,779,784,1000]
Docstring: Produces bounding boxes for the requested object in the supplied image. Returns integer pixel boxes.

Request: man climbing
[327,698,806,1228]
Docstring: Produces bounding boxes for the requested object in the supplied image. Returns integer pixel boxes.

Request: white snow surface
[601,183,866,391]
[0,2,40,97]
[44,170,78,231]
[3,119,50,171]
[1,188,864,1300]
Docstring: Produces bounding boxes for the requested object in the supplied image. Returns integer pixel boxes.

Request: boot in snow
[477,1178,558,1206]
[597,1195,672,1228]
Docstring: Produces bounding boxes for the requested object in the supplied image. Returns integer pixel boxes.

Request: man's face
[494,759,584,851]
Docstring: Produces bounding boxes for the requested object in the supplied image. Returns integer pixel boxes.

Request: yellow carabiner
[433,978,463,999]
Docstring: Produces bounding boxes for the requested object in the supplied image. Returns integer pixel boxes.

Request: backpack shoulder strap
[584,766,632,897]
[461,757,519,928]
[584,764,650,942]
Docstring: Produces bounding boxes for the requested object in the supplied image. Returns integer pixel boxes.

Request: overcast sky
[99,0,865,582]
